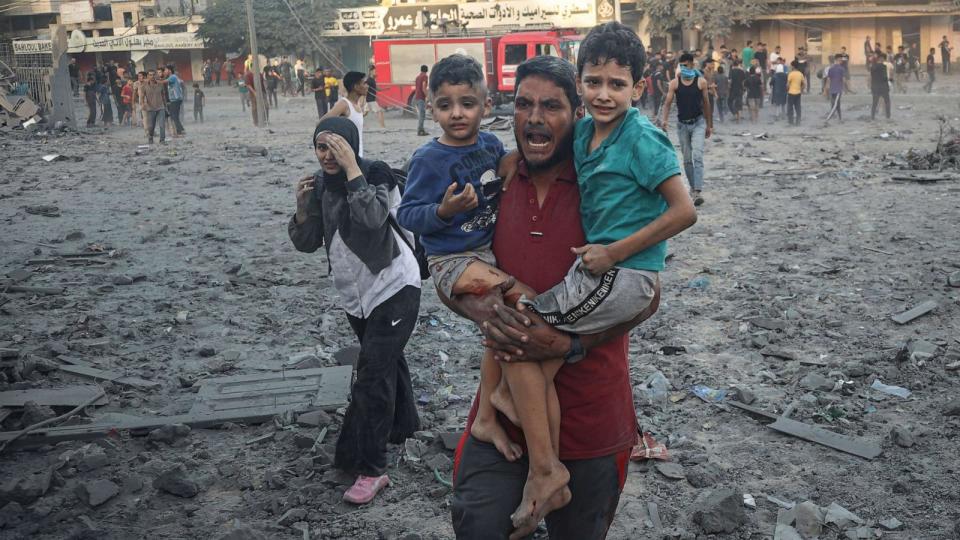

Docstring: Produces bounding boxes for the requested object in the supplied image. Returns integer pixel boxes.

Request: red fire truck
[371,29,581,110]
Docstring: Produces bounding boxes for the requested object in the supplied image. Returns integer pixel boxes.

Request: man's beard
[516,128,575,172]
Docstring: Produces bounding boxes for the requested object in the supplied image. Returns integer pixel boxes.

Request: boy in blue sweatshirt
[398,54,527,465]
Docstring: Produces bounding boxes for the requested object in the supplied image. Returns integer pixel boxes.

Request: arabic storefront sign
[13,32,204,55]
[321,0,618,37]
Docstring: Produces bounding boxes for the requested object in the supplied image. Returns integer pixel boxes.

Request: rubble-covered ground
[2,74,960,540]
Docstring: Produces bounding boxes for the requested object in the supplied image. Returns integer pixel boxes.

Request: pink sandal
[343,474,390,504]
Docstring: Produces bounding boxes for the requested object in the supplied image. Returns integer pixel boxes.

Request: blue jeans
[416,99,426,132]
[677,116,705,191]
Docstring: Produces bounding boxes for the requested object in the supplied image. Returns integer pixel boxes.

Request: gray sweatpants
[522,260,658,334]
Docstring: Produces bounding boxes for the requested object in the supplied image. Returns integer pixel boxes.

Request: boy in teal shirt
[521,22,697,334]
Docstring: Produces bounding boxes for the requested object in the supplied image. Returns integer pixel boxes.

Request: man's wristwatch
[563,333,585,364]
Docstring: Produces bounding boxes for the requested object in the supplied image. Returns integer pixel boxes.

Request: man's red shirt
[414,72,428,100]
[462,160,637,460]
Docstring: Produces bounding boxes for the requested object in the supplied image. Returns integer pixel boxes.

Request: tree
[639,0,768,41]
[197,0,369,56]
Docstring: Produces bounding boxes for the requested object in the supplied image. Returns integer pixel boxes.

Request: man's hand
[437,182,478,220]
[660,121,669,133]
[295,175,315,224]
[705,125,713,139]
[481,304,572,362]
[571,244,617,275]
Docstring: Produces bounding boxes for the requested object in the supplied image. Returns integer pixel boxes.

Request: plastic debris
[636,371,671,402]
[687,276,711,290]
[870,380,911,398]
[691,385,728,403]
[630,432,669,461]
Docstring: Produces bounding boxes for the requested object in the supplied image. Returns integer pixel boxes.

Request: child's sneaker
[343,474,390,505]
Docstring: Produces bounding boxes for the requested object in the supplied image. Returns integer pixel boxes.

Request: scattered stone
[844,526,874,539]
[774,524,803,540]
[824,501,864,528]
[153,465,200,498]
[20,401,56,427]
[907,340,938,361]
[0,501,25,528]
[246,145,268,156]
[111,275,134,286]
[654,461,685,480]
[77,446,110,473]
[791,501,825,538]
[264,469,286,490]
[942,399,960,416]
[751,318,787,331]
[292,433,315,449]
[948,271,960,287]
[799,372,834,392]
[147,424,191,444]
[64,230,85,241]
[277,508,307,527]
[732,386,756,405]
[424,453,452,472]
[890,425,915,448]
[690,489,746,534]
[0,469,52,505]
[75,479,119,507]
[297,410,332,428]
[198,346,217,358]
[412,430,436,443]
[685,463,722,488]
[878,517,903,531]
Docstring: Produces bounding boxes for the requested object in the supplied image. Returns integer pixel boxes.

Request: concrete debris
[654,461,686,480]
[878,517,903,530]
[277,508,307,527]
[147,423,191,444]
[774,523,803,540]
[824,501,864,529]
[0,469,52,505]
[153,465,200,498]
[296,410,332,428]
[690,489,746,534]
[19,401,56,427]
[942,399,960,416]
[685,463,721,488]
[799,372,834,392]
[0,501,24,529]
[75,479,119,507]
[890,425,915,448]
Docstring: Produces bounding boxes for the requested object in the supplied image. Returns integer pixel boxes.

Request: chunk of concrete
[0,469,52,505]
[75,479,119,507]
[153,465,199,498]
[824,501,864,528]
[690,489,746,534]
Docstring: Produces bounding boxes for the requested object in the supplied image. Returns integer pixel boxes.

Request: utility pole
[245,0,267,126]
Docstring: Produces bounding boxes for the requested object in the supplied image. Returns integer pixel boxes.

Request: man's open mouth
[525,132,552,149]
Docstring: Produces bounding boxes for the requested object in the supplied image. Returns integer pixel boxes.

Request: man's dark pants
[334,285,421,476]
[943,54,950,74]
[787,94,801,125]
[167,99,185,134]
[452,436,626,540]
[315,94,328,120]
[871,90,891,119]
[85,92,97,126]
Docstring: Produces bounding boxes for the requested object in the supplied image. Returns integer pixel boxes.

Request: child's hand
[572,244,617,275]
[497,150,521,192]
[437,182,478,219]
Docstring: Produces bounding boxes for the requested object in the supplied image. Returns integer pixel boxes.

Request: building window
[99,29,114,37]
[93,5,112,22]
[124,12,134,27]
[953,15,960,33]
[11,15,32,31]
[159,24,188,33]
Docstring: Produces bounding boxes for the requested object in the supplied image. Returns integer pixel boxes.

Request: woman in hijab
[289,117,422,504]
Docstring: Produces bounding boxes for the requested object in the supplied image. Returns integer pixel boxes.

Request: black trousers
[871,91,891,119]
[167,100,185,134]
[787,93,801,124]
[452,436,626,540]
[85,92,97,125]
[334,285,421,477]
[315,95,328,120]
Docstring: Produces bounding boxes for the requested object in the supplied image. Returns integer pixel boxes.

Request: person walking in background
[162,65,185,137]
[193,83,205,123]
[742,40,755,70]
[281,58,294,96]
[202,60,212,87]
[924,47,936,93]
[98,78,113,126]
[864,36,873,64]
[265,62,280,108]
[83,72,98,127]
[795,46,811,94]
[786,60,805,125]
[940,36,952,74]
[769,58,788,121]
[238,77,249,112]
[225,60,235,86]
[320,72,368,158]
[366,65,385,129]
[212,59,222,86]
[824,55,845,125]
[870,54,891,121]
[69,58,79,96]
[414,65,428,136]
[296,58,306,96]
[909,43,921,81]
[893,46,909,93]
[324,69,340,113]
[714,64,728,123]
[728,59,746,123]
[662,52,712,206]
[120,77,133,126]
[141,70,166,144]
[744,66,762,123]
[310,68,328,120]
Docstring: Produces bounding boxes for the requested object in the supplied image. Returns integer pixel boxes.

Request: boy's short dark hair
[343,71,366,93]
[577,22,646,83]
[515,55,580,109]
[428,54,486,96]
[679,52,694,63]
[420,65,429,73]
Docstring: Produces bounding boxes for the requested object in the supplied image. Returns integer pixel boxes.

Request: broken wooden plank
[56,358,160,390]
[2,285,65,295]
[768,417,882,460]
[727,400,779,422]
[891,301,937,325]
[0,387,108,407]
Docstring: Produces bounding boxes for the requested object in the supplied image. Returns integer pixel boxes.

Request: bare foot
[470,416,522,462]
[490,381,520,426]
[509,486,572,540]
[509,463,571,533]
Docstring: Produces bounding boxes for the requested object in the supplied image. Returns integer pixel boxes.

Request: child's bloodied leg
[450,260,511,296]
[469,348,522,462]
[500,361,571,532]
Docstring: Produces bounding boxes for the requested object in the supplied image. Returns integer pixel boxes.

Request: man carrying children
[398,22,697,539]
